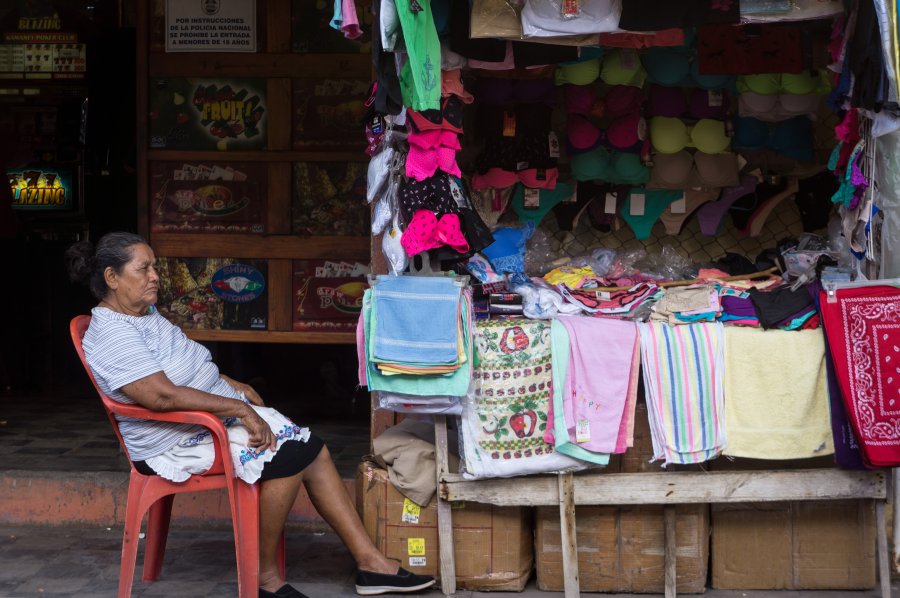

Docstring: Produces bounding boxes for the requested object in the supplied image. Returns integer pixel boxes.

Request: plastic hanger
[822,278,900,303]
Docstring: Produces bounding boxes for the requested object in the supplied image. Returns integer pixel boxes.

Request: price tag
[604,192,617,214]
[670,194,686,214]
[409,557,427,567]
[401,498,421,524]
[737,153,748,171]
[408,538,426,556]
[620,49,638,71]
[563,184,577,204]
[708,89,724,107]
[561,0,581,18]
[630,193,645,216]
[524,188,541,209]
[548,131,560,158]
[576,418,591,443]
[447,177,466,208]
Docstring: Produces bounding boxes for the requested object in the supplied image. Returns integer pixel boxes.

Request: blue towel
[371,276,463,365]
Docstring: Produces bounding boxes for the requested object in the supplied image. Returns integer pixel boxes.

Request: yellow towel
[723,327,833,459]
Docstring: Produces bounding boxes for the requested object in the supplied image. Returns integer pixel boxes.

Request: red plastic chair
[70,315,284,597]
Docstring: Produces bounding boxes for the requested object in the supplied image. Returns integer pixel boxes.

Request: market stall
[358,0,900,596]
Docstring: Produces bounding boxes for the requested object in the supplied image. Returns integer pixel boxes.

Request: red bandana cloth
[820,285,900,467]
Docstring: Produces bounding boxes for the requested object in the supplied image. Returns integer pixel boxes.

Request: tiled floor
[0,388,371,479]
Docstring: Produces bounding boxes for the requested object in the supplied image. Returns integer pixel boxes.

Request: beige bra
[648,150,740,190]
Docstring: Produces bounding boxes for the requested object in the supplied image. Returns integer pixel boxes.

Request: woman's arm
[219,373,266,406]
[120,371,276,450]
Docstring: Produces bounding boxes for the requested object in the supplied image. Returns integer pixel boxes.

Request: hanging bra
[737,93,821,122]
[647,150,740,190]
[649,117,731,154]
[570,146,650,185]
[732,116,814,162]
[406,95,464,134]
[605,85,644,117]
[555,58,601,86]
[642,47,735,89]
[646,85,730,120]
[736,72,831,96]
[600,49,647,88]
[401,209,469,256]
[565,84,605,116]
[471,166,560,191]
[476,77,559,106]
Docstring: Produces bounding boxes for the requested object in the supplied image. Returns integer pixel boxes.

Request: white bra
[738,93,821,122]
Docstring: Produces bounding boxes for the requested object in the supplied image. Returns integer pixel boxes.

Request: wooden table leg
[558,472,579,598]
[664,505,677,598]
[434,416,456,596]
[876,499,890,598]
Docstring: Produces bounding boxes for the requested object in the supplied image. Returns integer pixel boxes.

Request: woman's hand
[242,408,277,452]
[220,374,266,406]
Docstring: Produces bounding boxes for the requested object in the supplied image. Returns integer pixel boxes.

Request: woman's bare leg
[258,472,303,591]
[300,446,397,574]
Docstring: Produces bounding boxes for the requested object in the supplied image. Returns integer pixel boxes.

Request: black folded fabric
[748,285,814,330]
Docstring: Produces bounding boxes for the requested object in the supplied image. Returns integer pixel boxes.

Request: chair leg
[142,494,175,582]
[119,474,150,598]
[234,481,261,598]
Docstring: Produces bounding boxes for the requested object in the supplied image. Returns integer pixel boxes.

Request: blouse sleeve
[86,318,164,393]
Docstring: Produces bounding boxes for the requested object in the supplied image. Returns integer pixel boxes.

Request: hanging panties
[696,175,759,236]
[620,188,684,240]
[658,188,720,235]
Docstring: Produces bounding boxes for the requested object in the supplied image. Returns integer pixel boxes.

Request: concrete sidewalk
[0,524,894,598]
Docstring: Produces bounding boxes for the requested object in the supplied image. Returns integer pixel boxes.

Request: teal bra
[570,146,650,185]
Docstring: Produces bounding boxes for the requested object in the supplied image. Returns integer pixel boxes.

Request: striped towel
[638,321,726,466]
[371,275,463,365]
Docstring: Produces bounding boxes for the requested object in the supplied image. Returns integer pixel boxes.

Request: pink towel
[560,316,639,454]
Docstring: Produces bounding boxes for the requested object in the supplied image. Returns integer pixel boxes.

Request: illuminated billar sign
[8,169,73,210]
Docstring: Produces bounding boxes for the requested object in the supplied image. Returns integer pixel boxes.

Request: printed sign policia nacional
[165,0,256,53]
[149,78,266,150]
[8,167,74,210]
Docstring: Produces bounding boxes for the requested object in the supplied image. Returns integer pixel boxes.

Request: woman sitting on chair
[65,232,435,598]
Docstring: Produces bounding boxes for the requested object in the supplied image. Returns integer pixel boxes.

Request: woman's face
[106,243,159,314]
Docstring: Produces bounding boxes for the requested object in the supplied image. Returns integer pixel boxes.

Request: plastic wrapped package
[524,226,554,276]
[521,0,622,36]
[566,248,617,278]
[739,0,843,22]
[632,245,694,281]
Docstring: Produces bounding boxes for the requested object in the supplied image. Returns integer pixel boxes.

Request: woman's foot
[259,583,309,598]
[355,567,436,595]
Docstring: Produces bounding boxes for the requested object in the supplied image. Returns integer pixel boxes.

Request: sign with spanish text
[165,0,256,53]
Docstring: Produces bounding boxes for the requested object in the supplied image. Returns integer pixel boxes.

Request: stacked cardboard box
[710,457,876,590]
[534,403,710,593]
[355,462,533,591]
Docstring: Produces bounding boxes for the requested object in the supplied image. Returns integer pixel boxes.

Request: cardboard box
[711,500,876,590]
[355,463,533,591]
[535,402,709,593]
[535,505,709,593]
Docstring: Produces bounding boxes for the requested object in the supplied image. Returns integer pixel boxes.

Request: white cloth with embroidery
[145,404,311,483]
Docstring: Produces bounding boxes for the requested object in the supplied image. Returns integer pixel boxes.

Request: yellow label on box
[408,537,426,556]
[401,498,421,524]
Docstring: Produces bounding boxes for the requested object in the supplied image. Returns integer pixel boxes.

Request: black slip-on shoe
[259,583,309,598]
[355,567,436,595]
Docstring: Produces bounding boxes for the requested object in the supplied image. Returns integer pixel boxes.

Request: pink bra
[648,150,740,190]
[401,210,469,256]
[471,167,559,190]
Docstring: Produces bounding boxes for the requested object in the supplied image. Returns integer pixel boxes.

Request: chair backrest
[70,315,137,467]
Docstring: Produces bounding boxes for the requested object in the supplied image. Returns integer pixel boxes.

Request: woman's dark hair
[65,232,148,300]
